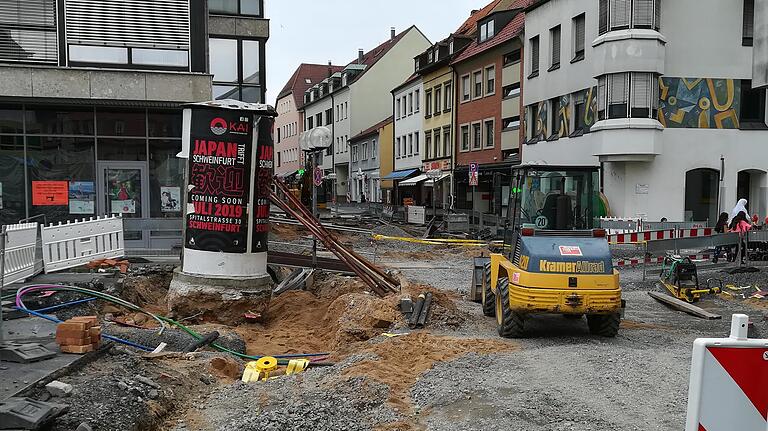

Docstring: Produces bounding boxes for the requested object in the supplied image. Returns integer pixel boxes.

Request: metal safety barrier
[41,216,125,273]
[1,222,42,285]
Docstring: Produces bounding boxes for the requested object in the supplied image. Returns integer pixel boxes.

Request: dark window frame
[743,0,755,46]
[209,35,266,103]
[208,0,264,18]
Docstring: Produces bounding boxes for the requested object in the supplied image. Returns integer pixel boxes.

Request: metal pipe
[0,227,6,344]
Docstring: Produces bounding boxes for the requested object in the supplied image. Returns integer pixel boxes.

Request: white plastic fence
[2,222,42,285]
[41,216,125,273]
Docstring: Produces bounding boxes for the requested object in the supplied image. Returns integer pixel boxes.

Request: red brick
[57,321,88,332]
[60,344,94,354]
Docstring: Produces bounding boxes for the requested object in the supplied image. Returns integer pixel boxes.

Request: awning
[381,168,419,180]
[425,173,450,187]
[277,169,298,179]
[399,174,428,186]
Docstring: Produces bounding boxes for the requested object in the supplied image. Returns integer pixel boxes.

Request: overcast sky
[264,0,493,104]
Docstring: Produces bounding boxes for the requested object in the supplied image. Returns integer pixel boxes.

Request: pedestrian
[729,210,752,264]
[730,198,750,222]
[712,212,729,263]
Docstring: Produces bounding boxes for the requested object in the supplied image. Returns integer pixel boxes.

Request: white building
[391,74,425,184]
[302,26,430,202]
[522,0,768,223]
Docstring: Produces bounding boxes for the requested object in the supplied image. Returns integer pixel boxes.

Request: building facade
[390,75,425,205]
[452,7,525,217]
[302,26,431,203]
[0,0,268,251]
[349,117,392,203]
[523,0,768,222]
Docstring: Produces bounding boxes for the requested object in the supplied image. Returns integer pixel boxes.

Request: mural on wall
[533,100,548,141]
[658,78,741,129]
[557,94,571,138]
[584,86,599,131]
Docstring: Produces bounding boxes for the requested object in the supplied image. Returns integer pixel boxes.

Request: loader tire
[481,263,496,317]
[496,278,525,338]
[587,313,621,337]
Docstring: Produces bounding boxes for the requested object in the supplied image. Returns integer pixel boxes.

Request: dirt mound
[342,332,516,412]
[117,267,172,315]
[208,356,243,381]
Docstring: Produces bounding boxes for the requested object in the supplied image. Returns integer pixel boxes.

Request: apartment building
[274,63,342,178]
[389,75,425,205]
[0,0,268,249]
[452,6,526,217]
[302,26,430,203]
[349,117,392,203]
[523,0,768,222]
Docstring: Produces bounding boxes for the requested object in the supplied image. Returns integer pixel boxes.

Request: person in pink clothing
[729,211,752,264]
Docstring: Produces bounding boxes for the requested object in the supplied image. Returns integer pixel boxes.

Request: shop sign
[32,181,69,206]
[186,109,253,253]
[422,159,451,172]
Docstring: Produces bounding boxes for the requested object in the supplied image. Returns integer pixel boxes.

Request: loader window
[517,169,598,230]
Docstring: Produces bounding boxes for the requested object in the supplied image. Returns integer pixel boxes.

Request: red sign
[559,246,583,256]
[32,181,68,206]
[313,167,323,187]
[422,159,451,172]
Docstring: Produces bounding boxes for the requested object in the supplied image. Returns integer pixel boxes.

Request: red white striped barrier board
[613,254,713,268]
[678,228,714,238]
[685,314,768,431]
[607,229,676,244]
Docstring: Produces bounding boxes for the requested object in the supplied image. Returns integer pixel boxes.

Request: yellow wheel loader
[479,165,624,338]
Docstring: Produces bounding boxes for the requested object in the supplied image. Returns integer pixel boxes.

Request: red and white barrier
[608,229,676,244]
[685,314,767,431]
[613,254,714,268]
[678,228,714,238]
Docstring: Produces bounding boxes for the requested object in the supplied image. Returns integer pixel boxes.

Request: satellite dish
[309,126,332,149]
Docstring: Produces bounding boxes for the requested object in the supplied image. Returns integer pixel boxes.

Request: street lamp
[426,169,442,223]
[300,126,332,218]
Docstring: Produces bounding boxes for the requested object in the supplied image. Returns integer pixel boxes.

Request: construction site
[2,174,767,430]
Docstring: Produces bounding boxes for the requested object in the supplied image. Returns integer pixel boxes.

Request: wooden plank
[648,291,722,320]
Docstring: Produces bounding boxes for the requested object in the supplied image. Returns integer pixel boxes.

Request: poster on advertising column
[186,109,252,253]
[251,116,275,253]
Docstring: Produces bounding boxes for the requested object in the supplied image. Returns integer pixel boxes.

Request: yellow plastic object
[285,359,310,375]
[241,356,279,382]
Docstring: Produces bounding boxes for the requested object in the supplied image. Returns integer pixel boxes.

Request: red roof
[451,11,526,65]
[277,63,344,106]
[350,116,394,142]
[454,0,505,35]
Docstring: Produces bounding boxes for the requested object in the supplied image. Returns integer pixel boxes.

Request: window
[209,0,262,16]
[415,133,420,154]
[325,108,333,125]
[372,139,377,158]
[425,131,432,159]
[396,137,401,158]
[443,127,451,156]
[351,145,358,163]
[484,120,495,148]
[277,127,281,143]
[574,91,587,133]
[740,80,767,125]
[426,90,433,116]
[503,49,522,66]
[460,125,470,151]
[0,0,58,63]
[503,83,521,99]
[744,0,755,46]
[597,76,607,120]
[277,151,281,167]
[550,26,561,70]
[472,123,482,150]
[529,36,540,77]
[444,82,452,112]
[630,72,651,118]
[210,38,263,102]
[362,142,368,160]
[573,14,586,62]
[345,102,348,119]
[473,71,483,98]
[528,104,539,141]
[608,73,629,118]
[415,89,421,112]
[434,87,442,114]
[480,19,495,42]
[485,66,496,95]
[408,92,414,115]
[503,116,521,130]
[433,129,442,157]
[307,117,314,130]
[396,98,401,118]
[315,113,322,127]
[599,0,661,35]
[461,75,471,101]
[598,72,658,119]
[408,134,413,155]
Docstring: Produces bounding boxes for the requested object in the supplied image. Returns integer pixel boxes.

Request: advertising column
[169,101,276,323]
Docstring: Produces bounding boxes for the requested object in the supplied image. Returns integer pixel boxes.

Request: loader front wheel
[587,313,621,337]
[481,263,495,317]
[496,278,525,338]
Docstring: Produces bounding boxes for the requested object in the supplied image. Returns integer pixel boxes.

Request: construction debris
[44,381,73,398]
[648,291,722,320]
[86,258,130,274]
[0,398,68,430]
[55,316,101,354]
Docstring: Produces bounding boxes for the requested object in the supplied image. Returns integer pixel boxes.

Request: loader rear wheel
[481,263,495,317]
[496,278,525,338]
[587,313,621,337]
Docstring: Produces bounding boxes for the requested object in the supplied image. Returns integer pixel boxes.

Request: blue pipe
[13,306,154,352]
[34,297,98,313]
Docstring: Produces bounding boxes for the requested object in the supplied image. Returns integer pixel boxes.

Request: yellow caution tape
[372,234,489,246]
[286,359,310,375]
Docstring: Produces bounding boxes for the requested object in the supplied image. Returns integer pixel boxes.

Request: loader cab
[506,165,601,233]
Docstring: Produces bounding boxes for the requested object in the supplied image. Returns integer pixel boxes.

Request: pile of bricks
[56,316,101,354]
[86,258,130,274]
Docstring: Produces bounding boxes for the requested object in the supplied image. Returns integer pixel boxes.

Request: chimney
[471,9,479,15]
[391,27,396,40]
[328,60,333,77]
[358,49,364,64]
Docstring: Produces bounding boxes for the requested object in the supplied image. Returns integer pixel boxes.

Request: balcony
[592,29,666,77]
[591,118,663,162]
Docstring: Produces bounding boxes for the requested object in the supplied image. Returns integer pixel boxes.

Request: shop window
[0,136,26,225]
[26,136,96,224]
[0,105,23,134]
[148,111,182,138]
[97,110,146,137]
[25,107,95,135]
[740,80,767,127]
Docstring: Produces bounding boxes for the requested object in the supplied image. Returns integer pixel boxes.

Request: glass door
[96,161,150,247]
